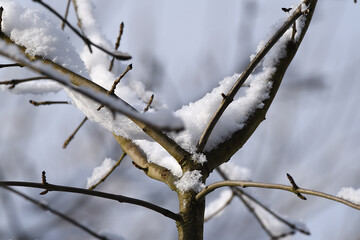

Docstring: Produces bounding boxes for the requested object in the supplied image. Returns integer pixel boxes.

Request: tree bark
[177,190,205,240]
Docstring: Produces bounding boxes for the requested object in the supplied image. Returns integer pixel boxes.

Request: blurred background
[0,0,359,239]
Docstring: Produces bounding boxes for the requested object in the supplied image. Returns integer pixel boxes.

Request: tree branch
[205,0,318,171]
[0,180,182,222]
[196,179,360,211]
[114,135,179,190]
[0,184,108,240]
[216,168,310,237]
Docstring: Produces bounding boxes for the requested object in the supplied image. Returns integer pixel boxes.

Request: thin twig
[0,184,108,240]
[29,100,71,106]
[32,0,131,60]
[0,76,49,89]
[196,180,360,211]
[88,153,127,190]
[0,180,182,222]
[0,6,3,33]
[144,94,154,112]
[63,117,88,149]
[0,63,23,68]
[61,0,72,30]
[109,22,125,71]
[196,3,305,152]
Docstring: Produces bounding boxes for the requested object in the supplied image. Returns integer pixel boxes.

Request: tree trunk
[176,191,205,240]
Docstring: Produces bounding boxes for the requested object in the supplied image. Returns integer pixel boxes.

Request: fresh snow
[175,170,205,193]
[0,0,306,184]
[337,187,360,205]
[133,139,183,178]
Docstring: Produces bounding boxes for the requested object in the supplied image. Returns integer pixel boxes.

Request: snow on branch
[204,0,318,171]
[0,38,183,131]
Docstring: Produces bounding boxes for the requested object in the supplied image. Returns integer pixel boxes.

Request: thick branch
[205,0,318,171]
[0,180,181,221]
[196,180,360,211]
[114,135,178,190]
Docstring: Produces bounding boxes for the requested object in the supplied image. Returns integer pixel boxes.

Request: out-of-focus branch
[0,184,108,240]
[196,179,360,211]
[205,0,318,171]
[204,192,234,222]
[0,63,23,68]
[0,180,182,221]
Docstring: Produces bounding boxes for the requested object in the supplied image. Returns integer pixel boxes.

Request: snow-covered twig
[0,37,183,132]
[196,179,360,211]
[205,0,318,172]
[33,0,131,60]
[0,184,108,240]
[0,180,182,221]
[88,153,127,190]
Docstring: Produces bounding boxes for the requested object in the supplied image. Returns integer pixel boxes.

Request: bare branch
[144,94,154,112]
[29,100,71,106]
[88,153,127,190]
[0,76,49,89]
[204,192,234,222]
[196,179,360,211]
[0,180,182,222]
[63,117,88,149]
[0,184,108,240]
[109,22,125,71]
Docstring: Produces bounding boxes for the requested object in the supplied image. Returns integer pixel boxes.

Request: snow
[175,170,205,193]
[219,162,252,180]
[0,0,87,76]
[86,157,116,188]
[337,187,360,205]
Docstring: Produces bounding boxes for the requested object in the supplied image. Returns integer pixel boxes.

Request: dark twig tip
[287,173,306,200]
[282,7,292,13]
